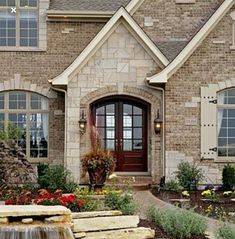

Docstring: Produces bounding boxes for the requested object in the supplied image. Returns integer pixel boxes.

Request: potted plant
[81,147,116,192]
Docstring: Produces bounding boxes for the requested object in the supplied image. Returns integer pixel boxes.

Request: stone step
[72,211,122,219]
[106,176,152,190]
[73,215,139,233]
[74,227,155,239]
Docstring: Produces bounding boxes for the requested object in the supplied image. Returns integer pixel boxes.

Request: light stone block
[73,215,139,233]
[85,227,155,239]
[117,63,129,73]
[72,211,122,219]
[0,206,71,218]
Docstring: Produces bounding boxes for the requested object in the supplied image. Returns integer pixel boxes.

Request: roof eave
[149,0,235,84]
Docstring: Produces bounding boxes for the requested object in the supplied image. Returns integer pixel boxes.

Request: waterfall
[0,224,75,239]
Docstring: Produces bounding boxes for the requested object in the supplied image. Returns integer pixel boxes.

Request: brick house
[0,0,234,185]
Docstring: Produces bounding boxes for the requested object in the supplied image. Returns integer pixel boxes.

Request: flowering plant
[182,190,190,198]
[201,189,213,197]
[34,191,82,212]
[5,190,32,205]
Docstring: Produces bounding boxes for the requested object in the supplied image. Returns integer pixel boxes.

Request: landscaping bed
[151,189,235,222]
[139,219,209,239]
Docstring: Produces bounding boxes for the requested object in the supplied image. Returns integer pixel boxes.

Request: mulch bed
[139,219,209,239]
[151,189,235,220]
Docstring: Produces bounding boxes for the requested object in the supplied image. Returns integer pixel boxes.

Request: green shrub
[163,178,184,192]
[104,191,137,215]
[222,164,235,191]
[147,206,207,238]
[175,162,204,190]
[0,123,21,142]
[216,224,235,239]
[37,165,78,193]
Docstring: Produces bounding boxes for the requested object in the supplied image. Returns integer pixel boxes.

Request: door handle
[120,139,123,149]
[115,139,118,149]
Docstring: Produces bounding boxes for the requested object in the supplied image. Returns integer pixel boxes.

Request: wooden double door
[92,98,148,172]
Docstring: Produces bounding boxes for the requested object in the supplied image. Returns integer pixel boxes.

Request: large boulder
[0,140,37,188]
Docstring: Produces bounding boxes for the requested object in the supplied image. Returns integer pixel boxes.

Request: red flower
[77,201,82,208]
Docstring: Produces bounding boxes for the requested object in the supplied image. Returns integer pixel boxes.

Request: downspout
[145,80,166,180]
[50,86,68,168]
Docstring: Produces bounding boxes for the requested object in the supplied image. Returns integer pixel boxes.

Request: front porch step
[106,176,153,190]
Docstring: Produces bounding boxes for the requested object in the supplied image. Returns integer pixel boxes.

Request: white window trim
[0,91,49,163]
[0,0,49,51]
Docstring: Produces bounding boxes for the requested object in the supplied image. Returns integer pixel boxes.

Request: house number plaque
[185,118,198,126]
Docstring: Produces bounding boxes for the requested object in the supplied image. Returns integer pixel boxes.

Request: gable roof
[50,7,169,86]
[148,0,235,84]
[49,0,131,12]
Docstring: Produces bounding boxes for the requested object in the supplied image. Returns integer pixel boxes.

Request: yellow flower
[182,191,190,197]
[108,173,118,180]
[223,191,232,196]
[201,190,212,197]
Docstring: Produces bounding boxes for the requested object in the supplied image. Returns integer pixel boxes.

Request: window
[218,88,235,157]
[0,91,49,160]
[0,0,38,47]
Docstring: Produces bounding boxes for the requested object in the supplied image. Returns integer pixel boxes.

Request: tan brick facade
[0,20,105,166]
[1,0,234,185]
[164,5,235,184]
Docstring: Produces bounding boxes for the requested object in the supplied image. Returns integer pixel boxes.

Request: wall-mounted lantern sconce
[79,110,87,135]
[154,110,163,134]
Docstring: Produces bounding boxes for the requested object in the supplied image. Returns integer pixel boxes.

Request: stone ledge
[72,211,122,219]
[73,215,139,233]
[0,205,71,218]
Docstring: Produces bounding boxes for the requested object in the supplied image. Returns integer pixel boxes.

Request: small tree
[222,164,235,191]
[0,123,21,142]
[175,161,204,191]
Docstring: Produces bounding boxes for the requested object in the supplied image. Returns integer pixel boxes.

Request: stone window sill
[29,158,49,164]
[214,157,235,163]
[0,47,46,52]
[230,45,235,50]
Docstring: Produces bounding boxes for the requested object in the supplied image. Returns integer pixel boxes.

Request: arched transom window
[218,88,235,157]
[0,91,49,160]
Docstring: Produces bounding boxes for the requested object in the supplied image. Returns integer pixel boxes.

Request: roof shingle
[49,0,131,12]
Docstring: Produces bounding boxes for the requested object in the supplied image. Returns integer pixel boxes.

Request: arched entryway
[91,96,149,172]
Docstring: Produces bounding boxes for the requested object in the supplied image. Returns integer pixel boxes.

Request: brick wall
[0,21,105,165]
[134,0,224,41]
[164,6,235,184]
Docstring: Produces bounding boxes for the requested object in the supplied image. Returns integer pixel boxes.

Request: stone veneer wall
[133,0,224,41]
[67,23,163,182]
[0,20,105,166]
[164,6,235,184]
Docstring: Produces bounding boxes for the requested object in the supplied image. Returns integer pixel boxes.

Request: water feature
[0,224,74,239]
[0,205,74,239]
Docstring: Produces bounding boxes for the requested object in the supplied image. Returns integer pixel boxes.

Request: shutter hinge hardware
[209,99,217,104]
[209,147,217,152]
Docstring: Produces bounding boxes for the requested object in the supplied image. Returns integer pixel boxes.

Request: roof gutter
[47,10,114,20]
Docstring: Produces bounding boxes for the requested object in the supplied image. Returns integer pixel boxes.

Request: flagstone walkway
[133,190,222,239]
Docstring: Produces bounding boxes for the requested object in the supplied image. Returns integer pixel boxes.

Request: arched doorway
[91,96,149,172]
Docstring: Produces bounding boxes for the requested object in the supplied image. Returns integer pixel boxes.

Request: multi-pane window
[0,91,49,160]
[218,88,235,157]
[0,0,38,47]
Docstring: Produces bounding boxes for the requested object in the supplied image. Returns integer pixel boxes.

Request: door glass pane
[106,104,114,115]
[106,128,115,139]
[218,148,227,157]
[133,106,142,115]
[106,140,115,150]
[134,128,142,139]
[133,140,142,150]
[96,106,104,115]
[133,116,142,127]
[123,128,132,139]
[96,115,104,127]
[124,104,132,114]
[123,140,132,151]
[106,115,114,127]
[123,115,132,127]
